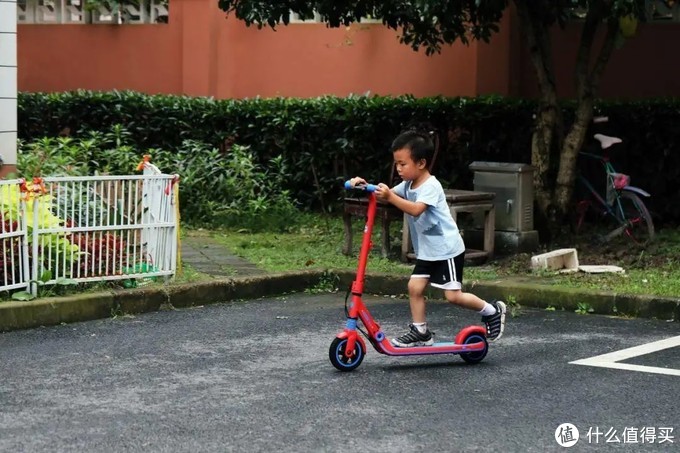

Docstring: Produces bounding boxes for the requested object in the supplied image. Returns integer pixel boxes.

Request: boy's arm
[376,183,427,217]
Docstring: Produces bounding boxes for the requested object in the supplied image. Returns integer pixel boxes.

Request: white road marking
[570,335,680,377]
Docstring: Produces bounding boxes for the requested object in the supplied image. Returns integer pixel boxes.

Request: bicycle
[573,116,655,245]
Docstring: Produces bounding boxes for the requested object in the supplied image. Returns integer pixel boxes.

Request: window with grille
[17,0,169,24]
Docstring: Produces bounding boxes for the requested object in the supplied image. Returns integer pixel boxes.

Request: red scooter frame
[329,182,489,372]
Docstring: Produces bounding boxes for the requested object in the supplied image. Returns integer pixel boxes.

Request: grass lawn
[208,213,680,299]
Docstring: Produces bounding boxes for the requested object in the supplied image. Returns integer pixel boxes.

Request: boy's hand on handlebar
[349,177,367,187]
[375,183,392,202]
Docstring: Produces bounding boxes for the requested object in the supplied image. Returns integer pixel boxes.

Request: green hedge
[17,91,680,223]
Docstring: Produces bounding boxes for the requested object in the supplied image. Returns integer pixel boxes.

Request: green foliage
[17,91,537,212]
[11,291,34,301]
[216,1,647,55]
[15,126,140,177]
[17,123,300,231]
[151,141,299,231]
[575,302,595,315]
[505,294,522,318]
[305,270,340,294]
[11,271,78,301]
[218,0,506,54]
[214,0,654,231]
[210,213,680,299]
[213,212,414,274]
[173,263,213,283]
[17,92,680,224]
[17,137,89,177]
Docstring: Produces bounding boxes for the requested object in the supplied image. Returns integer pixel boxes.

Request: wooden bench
[401,189,496,262]
[342,197,401,258]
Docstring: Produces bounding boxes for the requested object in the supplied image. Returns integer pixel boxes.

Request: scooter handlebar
[344,180,378,192]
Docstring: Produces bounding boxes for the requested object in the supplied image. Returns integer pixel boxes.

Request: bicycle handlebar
[344,180,378,192]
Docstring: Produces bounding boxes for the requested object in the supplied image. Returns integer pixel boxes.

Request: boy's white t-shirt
[393,176,465,261]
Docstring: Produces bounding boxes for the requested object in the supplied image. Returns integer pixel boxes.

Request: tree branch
[589,17,620,91]
[513,0,556,99]
[574,0,606,98]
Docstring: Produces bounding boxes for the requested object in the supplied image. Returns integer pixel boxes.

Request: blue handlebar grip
[344,180,378,192]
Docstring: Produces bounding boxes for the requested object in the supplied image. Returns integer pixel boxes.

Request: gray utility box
[469,162,534,232]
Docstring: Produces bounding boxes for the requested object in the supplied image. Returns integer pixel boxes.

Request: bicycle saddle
[594,133,622,149]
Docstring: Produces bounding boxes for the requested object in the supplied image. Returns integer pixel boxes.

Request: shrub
[17,91,680,224]
[17,126,300,231]
[153,141,300,231]
[17,92,537,213]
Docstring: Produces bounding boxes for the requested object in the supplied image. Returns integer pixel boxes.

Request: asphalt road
[0,292,678,452]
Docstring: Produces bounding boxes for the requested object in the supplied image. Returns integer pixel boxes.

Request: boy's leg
[407,276,429,323]
[391,265,434,348]
[432,253,507,341]
[444,291,507,341]
[444,290,506,341]
[443,289,486,311]
[429,254,486,309]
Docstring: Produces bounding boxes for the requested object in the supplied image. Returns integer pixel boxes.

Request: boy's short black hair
[390,128,435,166]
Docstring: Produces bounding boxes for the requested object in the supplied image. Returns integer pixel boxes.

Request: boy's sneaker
[482,300,507,341]
[391,324,435,348]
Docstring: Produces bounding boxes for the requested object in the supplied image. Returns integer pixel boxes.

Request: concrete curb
[0,293,116,332]
[0,269,677,333]
[334,270,680,321]
[466,279,680,320]
[0,270,325,333]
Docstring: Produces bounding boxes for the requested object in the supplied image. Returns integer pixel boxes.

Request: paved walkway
[180,234,265,277]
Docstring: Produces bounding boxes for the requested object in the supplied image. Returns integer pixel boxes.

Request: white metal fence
[0,180,30,292]
[0,172,179,296]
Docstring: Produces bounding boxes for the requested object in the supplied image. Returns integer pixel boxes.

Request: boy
[350,129,506,347]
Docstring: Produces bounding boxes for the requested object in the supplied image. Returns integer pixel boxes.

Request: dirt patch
[491,230,677,276]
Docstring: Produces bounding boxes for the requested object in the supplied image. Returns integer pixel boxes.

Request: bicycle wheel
[610,191,654,245]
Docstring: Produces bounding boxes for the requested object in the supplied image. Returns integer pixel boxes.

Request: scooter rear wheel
[329,337,365,372]
[460,333,488,364]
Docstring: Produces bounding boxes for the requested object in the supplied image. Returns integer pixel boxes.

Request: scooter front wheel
[459,333,488,364]
[329,337,365,372]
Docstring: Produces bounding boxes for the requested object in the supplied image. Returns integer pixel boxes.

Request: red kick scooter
[329,181,489,372]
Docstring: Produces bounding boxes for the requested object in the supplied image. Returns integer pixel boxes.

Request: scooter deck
[376,339,486,356]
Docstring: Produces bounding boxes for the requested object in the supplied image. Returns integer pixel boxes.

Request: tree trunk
[514,0,621,237]
[553,11,620,220]
[514,0,563,231]
[531,104,558,220]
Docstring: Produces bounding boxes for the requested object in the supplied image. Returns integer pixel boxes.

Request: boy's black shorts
[410,252,465,291]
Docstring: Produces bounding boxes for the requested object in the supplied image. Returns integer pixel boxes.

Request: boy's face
[393,148,427,182]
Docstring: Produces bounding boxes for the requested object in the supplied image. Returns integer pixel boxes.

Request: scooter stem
[351,192,377,297]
